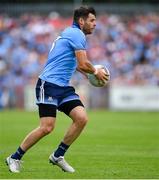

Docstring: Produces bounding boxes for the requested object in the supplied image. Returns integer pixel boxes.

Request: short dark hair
[73,6,96,24]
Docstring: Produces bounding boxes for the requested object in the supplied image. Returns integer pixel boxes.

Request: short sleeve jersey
[39,24,86,86]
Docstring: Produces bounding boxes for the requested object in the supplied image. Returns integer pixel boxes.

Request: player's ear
[78,17,84,26]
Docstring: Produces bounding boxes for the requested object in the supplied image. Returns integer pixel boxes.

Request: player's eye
[91,19,96,22]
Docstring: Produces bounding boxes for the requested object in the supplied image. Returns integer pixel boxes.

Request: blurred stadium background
[0,0,159,111]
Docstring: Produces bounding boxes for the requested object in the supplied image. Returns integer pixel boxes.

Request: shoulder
[61,27,86,50]
[62,27,86,41]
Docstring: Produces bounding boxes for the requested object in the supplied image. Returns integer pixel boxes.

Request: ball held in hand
[88,65,110,87]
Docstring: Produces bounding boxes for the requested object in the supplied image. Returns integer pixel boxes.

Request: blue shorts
[35,78,81,107]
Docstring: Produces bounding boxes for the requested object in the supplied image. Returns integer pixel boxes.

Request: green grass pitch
[0,110,159,179]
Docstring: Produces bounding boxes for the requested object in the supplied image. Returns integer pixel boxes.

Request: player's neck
[72,22,87,35]
[72,22,81,30]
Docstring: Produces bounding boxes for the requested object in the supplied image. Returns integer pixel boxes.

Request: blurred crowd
[0,12,159,109]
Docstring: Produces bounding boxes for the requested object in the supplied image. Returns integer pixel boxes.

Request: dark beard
[82,28,92,35]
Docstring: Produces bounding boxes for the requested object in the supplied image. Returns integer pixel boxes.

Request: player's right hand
[95,68,109,83]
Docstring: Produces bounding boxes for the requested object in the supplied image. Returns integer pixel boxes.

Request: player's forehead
[87,13,96,21]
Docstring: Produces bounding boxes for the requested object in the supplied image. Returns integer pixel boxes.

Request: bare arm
[75,50,96,74]
[75,50,108,81]
[76,67,88,79]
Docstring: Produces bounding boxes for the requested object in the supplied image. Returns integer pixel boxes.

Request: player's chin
[86,30,93,35]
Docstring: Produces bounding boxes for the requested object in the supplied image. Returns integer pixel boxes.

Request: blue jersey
[39,24,86,86]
